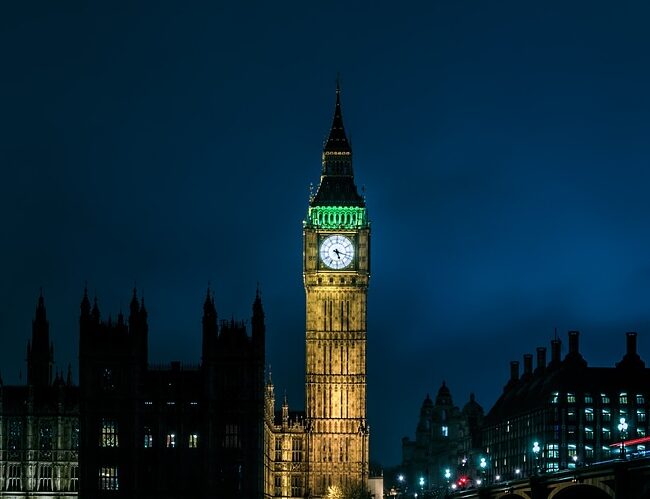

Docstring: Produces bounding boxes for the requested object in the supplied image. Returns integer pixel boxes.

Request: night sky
[2,1,650,467]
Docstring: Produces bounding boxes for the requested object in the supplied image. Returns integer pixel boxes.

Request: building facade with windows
[78,287,265,498]
[0,294,79,498]
[483,330,650,481]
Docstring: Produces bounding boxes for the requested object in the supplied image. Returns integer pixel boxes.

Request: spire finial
[323,80,351,154]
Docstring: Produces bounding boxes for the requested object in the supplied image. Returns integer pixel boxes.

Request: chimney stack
[626,332,638,356]
[536,347,547,372]
[510,361,519,382]
[523,354,533,377]
[568,330,580,355]
[551,338,561,365]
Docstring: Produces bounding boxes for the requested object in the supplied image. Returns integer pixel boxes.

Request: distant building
[401,382,484,490]
[483,331,650,481]
[0,294,79,497]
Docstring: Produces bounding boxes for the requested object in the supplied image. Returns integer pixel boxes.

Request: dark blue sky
[2,1,650,466]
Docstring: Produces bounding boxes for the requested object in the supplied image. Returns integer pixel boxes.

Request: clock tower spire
[311,84,365,208]
[303,85,370,496]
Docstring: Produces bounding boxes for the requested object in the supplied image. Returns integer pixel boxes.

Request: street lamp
[419,477,424,490]
[618,417,629,459]
[532,441,541,474]
[479,457,487,484]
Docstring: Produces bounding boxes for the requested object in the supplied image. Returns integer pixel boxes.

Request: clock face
[320,234,354,270]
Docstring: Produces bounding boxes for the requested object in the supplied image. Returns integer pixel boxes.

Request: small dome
[463,393,484,416]
[436,381,453,406]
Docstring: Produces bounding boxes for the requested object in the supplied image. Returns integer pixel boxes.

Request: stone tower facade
[303,85,370,496]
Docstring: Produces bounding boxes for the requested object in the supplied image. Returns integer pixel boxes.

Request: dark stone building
[401,382,484,491]
[482,330,650,482]
[78,287,266,498]
[0,294,79,497]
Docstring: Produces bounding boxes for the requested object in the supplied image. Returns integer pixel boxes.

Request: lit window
[546,443,559,459]
[638,428,646,437]
[602,409,611,422]
[291,475,303,497]
[602,428,611,440]
[39,423,53,460]
[442,426,449,437]
[637,394,645,405]
[7,464,21,491]
[568,443,577,457]
[567,393,576,404]
[8,420,22,459]
[585,408,594,422]
[70,466,79,492]
[166,401,176,406]
[275,438,282,461]
[585,393,593,404]
[274,475,282,496]
[585,427,594,440]
[638,409,646,422]
[144,427,153,448]
[38,464,53,492]
[546,462,559,471]
[101,419,119,448]
[620,392,628,405]
[166,433,176,448]
[144,401,153,406]
[99,466,119,490]
[585,445,594,458]
[190,401,198,406]
[292,438,303,462]
[551,392,559,404]
[601,393,610,404]
[567,410,576,422]
[72,421,80,451]
[602,445,611,455]
[189,433,199,448]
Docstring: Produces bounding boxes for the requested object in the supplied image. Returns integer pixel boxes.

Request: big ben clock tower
[304,85,370,496]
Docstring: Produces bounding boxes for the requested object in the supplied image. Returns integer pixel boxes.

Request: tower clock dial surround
[319,234,354,269]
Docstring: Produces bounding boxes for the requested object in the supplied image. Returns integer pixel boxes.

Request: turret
[128,288,148,365]
[27,291,54,387]
[252,285,265,352]
[202,287,217,364]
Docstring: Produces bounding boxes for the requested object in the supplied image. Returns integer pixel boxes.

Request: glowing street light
[419,477,425,489]
[495,474,501,482]
[444,469,451,480]
[532,441,541,474]
[397,474,404,483]
[618,417,629,459]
